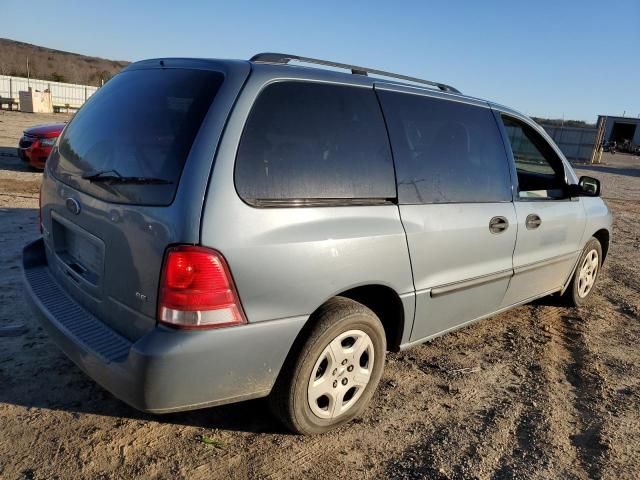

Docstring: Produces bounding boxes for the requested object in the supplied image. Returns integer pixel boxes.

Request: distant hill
[0,38,129,86]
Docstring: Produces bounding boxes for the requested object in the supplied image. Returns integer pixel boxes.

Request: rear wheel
[563,238,602,307]
[269,297,386,435]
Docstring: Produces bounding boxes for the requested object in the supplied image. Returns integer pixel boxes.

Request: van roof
[125,55,526,119]
[246,53,504,110]
[249,52,461,94]
[126,54,462,96]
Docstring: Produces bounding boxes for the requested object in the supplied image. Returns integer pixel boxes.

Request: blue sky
[3,0,638,122]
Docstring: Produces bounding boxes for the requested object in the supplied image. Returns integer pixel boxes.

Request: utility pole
[26,56,30,87]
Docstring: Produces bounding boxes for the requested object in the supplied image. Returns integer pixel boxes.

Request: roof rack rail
[249,53,461,94]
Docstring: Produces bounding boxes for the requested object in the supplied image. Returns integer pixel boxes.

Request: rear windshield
[49,68,224,205]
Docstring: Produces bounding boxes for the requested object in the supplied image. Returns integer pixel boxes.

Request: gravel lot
[0,110,638,479]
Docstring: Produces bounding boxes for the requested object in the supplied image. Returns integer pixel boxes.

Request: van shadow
[531,295,567,307]
[0,355,284,435]
[1,325,285,434]
[0,206,284,435]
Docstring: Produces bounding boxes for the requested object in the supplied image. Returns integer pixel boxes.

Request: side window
[378,90,512,204]
[501,115,567,200]
[235,82,395,205]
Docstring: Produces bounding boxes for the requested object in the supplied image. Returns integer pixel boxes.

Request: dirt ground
[0,109,638,479]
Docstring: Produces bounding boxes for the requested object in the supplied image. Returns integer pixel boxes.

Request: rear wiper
[81,169,172,185]
[81,168,122,181]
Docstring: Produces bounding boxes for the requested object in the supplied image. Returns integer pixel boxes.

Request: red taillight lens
[158,246,247,329]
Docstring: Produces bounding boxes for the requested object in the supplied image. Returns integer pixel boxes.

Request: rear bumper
[22,238,306,413]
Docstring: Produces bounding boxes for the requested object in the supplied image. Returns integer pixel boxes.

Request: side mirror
[570,176,601,197]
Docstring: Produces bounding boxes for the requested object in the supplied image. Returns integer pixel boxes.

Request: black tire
[563,237,603,307]
[269,297,386,435]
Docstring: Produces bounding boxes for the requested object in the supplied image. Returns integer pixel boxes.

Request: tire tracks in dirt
[382,315,545,479]
[490,307,566,480]
[383,301,614,480]
[483,304,609,479]
[558,312,608,479]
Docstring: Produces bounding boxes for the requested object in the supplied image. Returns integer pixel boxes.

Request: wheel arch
[592,228,610,261]
[561,227,611,296]
[290,284,408,354]
[336,284,406,351]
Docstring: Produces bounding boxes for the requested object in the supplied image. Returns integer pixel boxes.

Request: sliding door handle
[526,214,542,230]
[489,216,509,234]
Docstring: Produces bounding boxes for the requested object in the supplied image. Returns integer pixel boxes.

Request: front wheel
[563,238,603,307]
[269,297,386,435]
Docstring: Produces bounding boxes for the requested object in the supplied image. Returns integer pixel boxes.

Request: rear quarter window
[235,81,396,206]
[49,68,224,206]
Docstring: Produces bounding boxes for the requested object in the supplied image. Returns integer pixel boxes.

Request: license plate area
[51,212,105,294]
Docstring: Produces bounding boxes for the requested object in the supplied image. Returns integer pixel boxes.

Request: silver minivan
[23,53,612,434]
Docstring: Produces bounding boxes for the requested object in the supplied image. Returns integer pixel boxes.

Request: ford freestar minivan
[23,54,612,434]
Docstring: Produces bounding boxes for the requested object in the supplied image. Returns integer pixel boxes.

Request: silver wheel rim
[577,249,599,298]
[307,329,374,420]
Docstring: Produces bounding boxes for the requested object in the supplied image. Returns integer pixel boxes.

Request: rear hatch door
[41,60,249,340]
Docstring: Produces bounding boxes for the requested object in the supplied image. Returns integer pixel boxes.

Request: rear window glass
[49,68,223,205]
[378,91,512,204]
[235,81,396,205]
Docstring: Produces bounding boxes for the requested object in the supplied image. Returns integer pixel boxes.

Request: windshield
[49,68,224,205]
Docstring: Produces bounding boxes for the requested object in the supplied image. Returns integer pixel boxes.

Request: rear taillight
[38,185,42,233]
[158,246,247,329]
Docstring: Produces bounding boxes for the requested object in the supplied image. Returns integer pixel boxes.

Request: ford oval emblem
[65,198,81,215]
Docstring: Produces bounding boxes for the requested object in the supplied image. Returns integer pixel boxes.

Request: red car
[18,123,65,169]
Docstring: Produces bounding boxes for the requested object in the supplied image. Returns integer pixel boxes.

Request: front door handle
[489,216,509,234]
[526,214,542,230]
